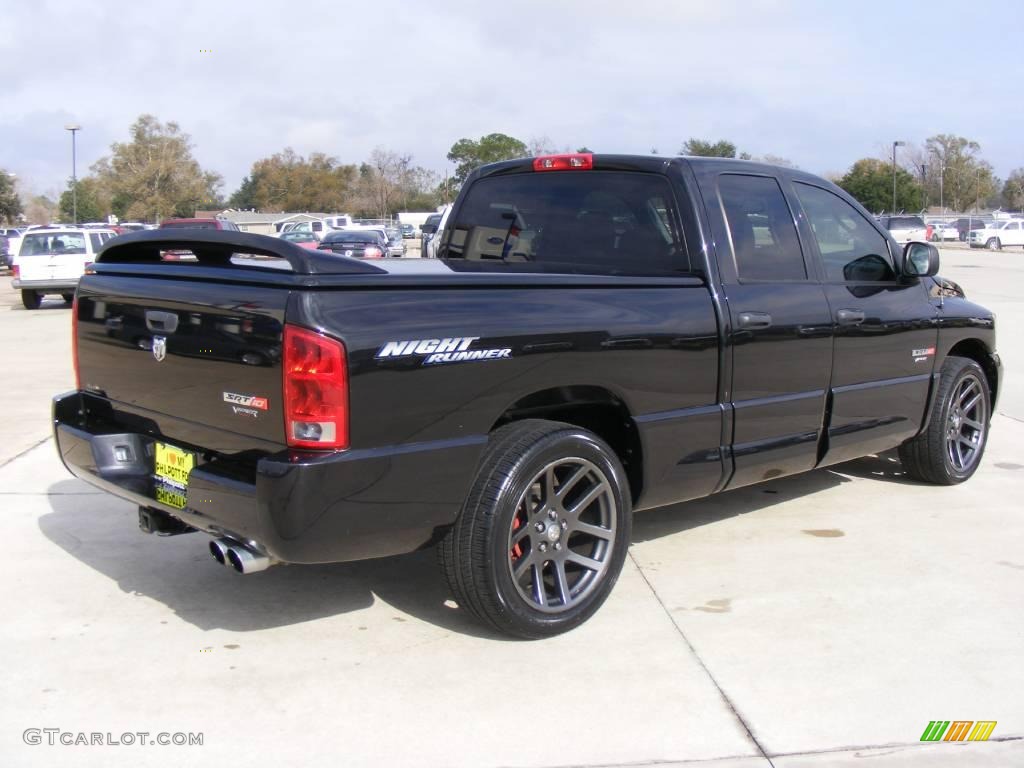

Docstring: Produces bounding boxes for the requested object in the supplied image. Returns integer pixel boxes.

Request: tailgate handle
[145,310,179,334]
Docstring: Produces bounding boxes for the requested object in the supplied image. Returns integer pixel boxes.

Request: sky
[2,0,1021,200]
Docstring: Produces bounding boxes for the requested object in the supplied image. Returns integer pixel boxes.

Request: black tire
[986,238,1001,251]
[61,292,74,304]
[899,356,991,484]
[440,419,632,639]
[21,290,42,310]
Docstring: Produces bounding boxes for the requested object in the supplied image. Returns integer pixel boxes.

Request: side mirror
[420,224,437,235]
[903,241,940,278]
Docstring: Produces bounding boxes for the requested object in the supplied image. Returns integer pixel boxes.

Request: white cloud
[1,0,1020,197]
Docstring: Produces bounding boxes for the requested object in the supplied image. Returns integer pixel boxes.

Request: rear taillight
[533,153,593,171]
[12,264,19,279]
[363,246,383,258]
[72,294,81,390]
[283,325,348,450]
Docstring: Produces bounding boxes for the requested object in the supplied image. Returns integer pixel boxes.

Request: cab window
[444,171,686,276]
[795,183,895,282]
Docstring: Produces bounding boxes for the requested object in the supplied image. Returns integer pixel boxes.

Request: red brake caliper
[511,514,523,561]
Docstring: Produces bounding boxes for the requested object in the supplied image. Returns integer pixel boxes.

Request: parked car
[317,229,386,258]
[400,223,416,239]
[12,227,116,308]
[159,218,240,231]
[347,226,391,250]
[968,219,1024,250]
[424,206,453,259]
[158,218,241,260]
[1,227,25,265]
[0,236,9,268]
[384,228,406,257]
[278,231,321,249]
[323,215,355,230]
[950,217,991,242]
[53,155,1000,638]
[278,220,331,241]
[419,212,443,256]
[927,221,959,242]
[876,215,928,244]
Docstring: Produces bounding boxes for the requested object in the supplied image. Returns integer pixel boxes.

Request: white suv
[968,219,1024,250]
[12,227,116,309]
[877,215,928,245]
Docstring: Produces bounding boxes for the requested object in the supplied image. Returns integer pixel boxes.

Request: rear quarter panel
[294,282,722,508]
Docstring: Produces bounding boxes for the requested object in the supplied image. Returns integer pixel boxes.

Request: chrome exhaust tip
[209,538,230,566]
[225,543,272,574]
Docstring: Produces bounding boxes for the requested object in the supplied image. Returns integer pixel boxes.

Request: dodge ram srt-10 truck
[53,154,1001,638]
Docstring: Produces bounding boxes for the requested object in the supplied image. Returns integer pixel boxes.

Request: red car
[278,231,320,250]
[158,218,241,260]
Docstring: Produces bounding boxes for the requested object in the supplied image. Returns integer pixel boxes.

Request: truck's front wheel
[440,420,632,639]
[899,356,991,484]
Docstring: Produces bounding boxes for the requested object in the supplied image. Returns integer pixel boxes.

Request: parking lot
[0,246,1021,767]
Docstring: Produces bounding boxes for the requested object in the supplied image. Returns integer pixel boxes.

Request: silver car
[385,228,406,257]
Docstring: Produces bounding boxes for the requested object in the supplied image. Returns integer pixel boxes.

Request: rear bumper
[13,278,80,290]
[53,391,485,564]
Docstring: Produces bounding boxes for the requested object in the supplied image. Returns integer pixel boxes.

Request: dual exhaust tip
[209,538,273,574]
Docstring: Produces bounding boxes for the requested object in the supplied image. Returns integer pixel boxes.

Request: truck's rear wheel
[440,419,631,639]
[899,356,991,484]
[61,292,74,304]
[21,290,42,310]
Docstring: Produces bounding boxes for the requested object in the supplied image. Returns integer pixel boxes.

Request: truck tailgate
[76,274,288,450]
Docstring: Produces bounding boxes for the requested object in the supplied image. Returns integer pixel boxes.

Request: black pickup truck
[53,154,1001,638]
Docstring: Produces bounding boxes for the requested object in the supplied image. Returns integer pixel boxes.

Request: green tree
[228,175,260,209]
[923,134,998,212]
[241,148,357,212]
[1001,169,1024,212]
[58,177,109,222]
[681,138,738,158]
[0,170,22,224]
[92,115,223,222]
[837,158,922,213]
[447,133,529,185]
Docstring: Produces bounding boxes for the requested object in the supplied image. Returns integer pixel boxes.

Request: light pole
[939,165,945,214]
[892,140,905,213]
[64,124,81,225]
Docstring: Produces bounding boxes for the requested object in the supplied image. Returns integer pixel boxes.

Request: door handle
[736,311,772,329]
[836,309,866,326]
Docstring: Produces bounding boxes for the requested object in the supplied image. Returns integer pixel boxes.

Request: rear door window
[89,233,103,252]
[718,174,806,281]
[443,171,686,275]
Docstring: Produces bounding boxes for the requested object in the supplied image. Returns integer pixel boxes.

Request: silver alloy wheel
[987,238,1000,250]
[946,373,987,473]
[506,457,616,614]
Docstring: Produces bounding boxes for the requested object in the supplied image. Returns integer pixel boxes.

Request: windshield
[324,232,378,244]
[160,221,219,229]
[20,232,87,255]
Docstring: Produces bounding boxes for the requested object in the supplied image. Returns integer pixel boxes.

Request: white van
[12,227,116,309]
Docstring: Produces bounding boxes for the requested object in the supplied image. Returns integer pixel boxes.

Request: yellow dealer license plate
[154,442,195,510]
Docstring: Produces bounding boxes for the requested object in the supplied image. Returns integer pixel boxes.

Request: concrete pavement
[0,247,1021,766]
